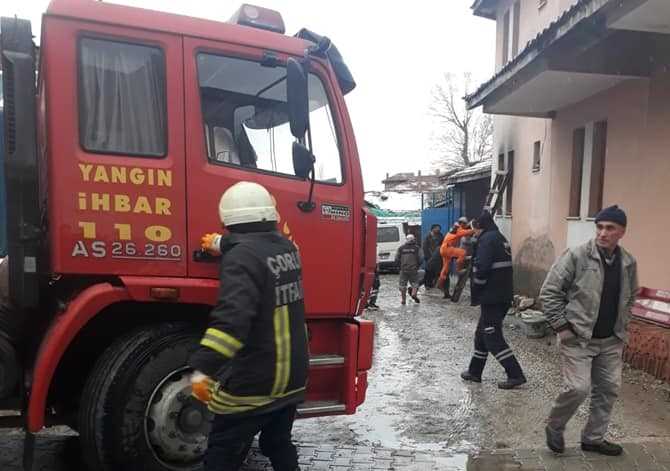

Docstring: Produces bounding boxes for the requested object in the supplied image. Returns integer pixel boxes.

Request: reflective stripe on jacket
[189,231,309,416]
[470,225,513,305]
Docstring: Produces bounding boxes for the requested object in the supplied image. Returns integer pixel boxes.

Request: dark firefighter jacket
[189,231,309,416]
[470,224,513,306]
[395,241,421,273]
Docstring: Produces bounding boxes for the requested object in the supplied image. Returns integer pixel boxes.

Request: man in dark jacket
[395,234,422,304]
[461,211,526,389]
[191,181,308,471]
[422,224,443,288]
[365,264,381,310]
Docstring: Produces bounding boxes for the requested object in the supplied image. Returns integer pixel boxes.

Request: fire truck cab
[0,1,376,469]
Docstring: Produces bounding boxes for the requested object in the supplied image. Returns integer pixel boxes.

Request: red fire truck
[0,1,376,469]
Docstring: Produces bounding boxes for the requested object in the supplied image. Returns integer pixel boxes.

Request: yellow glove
[201,233,222,255]
[190,371,214,403]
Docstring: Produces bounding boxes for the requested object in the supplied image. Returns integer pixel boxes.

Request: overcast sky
[1,0,495,191]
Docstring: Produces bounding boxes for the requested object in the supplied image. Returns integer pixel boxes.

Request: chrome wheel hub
[145,368,211,469]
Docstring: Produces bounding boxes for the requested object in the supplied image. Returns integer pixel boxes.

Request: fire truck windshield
[198,53,342,184]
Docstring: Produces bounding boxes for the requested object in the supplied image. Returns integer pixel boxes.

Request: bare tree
[430,73,493,171]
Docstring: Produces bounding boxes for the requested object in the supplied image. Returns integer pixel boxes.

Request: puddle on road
[296,310,479,457]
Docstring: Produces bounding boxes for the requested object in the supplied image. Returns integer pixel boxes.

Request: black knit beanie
[594,205,627,227]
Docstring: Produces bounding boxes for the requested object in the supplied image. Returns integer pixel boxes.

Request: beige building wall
[548,72,670,290]
[494,114,555,296]
[494,0,581,72]
[497,69,670,296]
[487,2,670,295]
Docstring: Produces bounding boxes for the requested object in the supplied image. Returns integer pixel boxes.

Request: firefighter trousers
[204,404,299,471]
[438,247,466,285]
[468,303,524,379]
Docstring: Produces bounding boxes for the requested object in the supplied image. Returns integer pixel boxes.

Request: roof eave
[472,0,499,20]
[465,0,613,112]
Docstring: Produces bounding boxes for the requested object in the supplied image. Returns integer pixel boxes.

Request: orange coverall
[438,227,475,286]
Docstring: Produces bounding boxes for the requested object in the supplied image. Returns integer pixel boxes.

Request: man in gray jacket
[540,205,638,457]
[395,234,422,305]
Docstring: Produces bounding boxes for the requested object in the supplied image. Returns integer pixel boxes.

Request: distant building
[382,170,443,192]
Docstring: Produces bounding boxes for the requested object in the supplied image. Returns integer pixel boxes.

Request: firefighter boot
[460,370,482,383]
[464,350,487,382]
[498,375,527,390]
[400,289,407,305]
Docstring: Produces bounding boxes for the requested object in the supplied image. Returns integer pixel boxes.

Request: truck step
[309,354,344,366]
[297,400,346,416]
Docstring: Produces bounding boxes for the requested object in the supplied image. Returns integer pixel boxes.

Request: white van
[376,220,406,272]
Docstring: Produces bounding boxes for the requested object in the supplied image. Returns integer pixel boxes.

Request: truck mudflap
[1,17,42,309]
[355,318,374,407]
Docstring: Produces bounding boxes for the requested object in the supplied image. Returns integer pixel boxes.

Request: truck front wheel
[78,323,211,471]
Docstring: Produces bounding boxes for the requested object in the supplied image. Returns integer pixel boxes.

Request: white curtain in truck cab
[79,38,166,157]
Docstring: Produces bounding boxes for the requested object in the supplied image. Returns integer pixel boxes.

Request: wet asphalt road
[1,274,669,469]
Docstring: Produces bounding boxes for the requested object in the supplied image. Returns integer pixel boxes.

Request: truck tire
[78,323,211,471]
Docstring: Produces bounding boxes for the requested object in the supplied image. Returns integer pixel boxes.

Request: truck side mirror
[292,142,315,179]
[286,57,309,139]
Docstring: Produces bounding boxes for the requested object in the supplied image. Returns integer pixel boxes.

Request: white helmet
[218,181,278,227]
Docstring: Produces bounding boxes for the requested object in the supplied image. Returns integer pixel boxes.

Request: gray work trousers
[547,335,624,444]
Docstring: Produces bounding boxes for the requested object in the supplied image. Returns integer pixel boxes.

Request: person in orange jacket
[438,221,475,292]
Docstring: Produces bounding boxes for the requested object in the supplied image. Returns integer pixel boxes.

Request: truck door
[44,18,186,277]
[184,38,354,316]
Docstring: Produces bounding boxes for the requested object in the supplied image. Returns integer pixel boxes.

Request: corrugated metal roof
[466,0,611,109]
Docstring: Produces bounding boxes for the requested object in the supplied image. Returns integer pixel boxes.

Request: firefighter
[395,234,422,305]
[437,221,474,296]
[189,181,308,471]
[365,264,381,310]
[461,211,527,389]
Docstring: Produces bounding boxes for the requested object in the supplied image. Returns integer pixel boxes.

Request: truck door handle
[193,250,221,263]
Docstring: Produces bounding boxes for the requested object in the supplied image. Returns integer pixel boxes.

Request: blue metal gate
[420,186,465,239]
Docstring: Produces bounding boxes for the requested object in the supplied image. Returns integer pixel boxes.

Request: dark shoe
[581,440,623,456]
[411,294,420,303]
[460,370,482,383]
[443,292,451,299]
[545,426,564,453]
[498,376,527,389]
